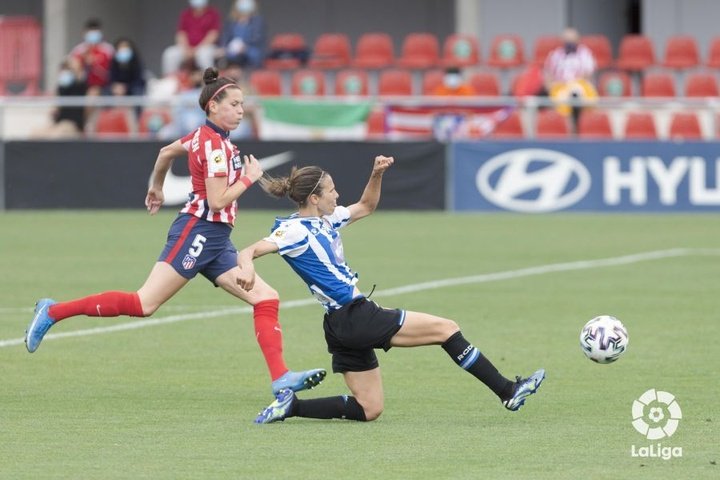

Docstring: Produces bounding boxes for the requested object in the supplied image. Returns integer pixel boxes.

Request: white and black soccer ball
[580,315,629,364]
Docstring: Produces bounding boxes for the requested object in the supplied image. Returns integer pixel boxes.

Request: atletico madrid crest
[182,254,197,270]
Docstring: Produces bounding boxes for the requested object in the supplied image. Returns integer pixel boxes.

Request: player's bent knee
[356,397,384,421]
[444,319,460,336]
[363,405,384,421]
[141,303,159,317]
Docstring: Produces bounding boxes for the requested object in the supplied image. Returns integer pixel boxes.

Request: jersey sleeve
[180,131,194,150]
[188,130,228,179]
[323,206,352,229]
[264,221,309,258]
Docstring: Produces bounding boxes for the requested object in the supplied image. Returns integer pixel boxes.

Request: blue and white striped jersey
[264,206,358,311]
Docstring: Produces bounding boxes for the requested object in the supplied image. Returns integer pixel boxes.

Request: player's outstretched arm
[347,155,394,224]
[237,240,279,291]
[146,140,185,215]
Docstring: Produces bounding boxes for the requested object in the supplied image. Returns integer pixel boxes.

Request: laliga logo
[476,149,590,212]
[630,389,683,460]
[632,389,682,439]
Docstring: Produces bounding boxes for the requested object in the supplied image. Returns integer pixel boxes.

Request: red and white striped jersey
[544,45,596,84]
[179,123,242,226]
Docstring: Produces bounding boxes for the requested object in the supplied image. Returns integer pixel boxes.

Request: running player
[237,156,545,423]
[25,67,325,395]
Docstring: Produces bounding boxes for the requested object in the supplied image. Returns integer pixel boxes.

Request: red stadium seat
[532,35,562,65]
[684,72,719,97]
[291,69,326,96]
[616,35,655,71]
[308,33,351,69]
[536,109,570,138]
[264,33,308,70]
[489,110,524,138]
[487,34,525,68]
[662,35,700,69]
[0,16,42,95]
[352,32,394,69]
[441,34,481,68]
[377,69,412,96]
[578,110,613,138]
[706,37,720,68]
[396,33,440,69]
[249,70,282,96]
[139,108,172,135]
[668,112,702,140]
[511,64,544,96]
[335,69,369,96]
[641,72,676,97]
[581,34,613,69]
[623,112,657,139]
[469,72,501,96]
[422,69,445,95]
[598,70,632,97]
[92,108,134,137]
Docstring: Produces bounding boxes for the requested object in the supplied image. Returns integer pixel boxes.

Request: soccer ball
[580,315,629,364]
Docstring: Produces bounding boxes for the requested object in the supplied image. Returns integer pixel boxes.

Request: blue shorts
[158,214,238,283]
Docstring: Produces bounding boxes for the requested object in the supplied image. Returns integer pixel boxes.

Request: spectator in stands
[162,0,221,75]
[543,27,597,128]
[159,60,206,139]
[108,38,146,97]
[69,18,114,96]
[433,66,476,96]
[217,0,266,69]
[31,58,88,139]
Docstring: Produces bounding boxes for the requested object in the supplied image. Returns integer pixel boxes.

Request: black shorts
[323,297,406,373]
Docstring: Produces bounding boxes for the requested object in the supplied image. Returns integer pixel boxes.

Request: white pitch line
[0,304,248,314]
[1,248,718,349]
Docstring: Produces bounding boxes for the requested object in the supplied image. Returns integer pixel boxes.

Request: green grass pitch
[1,210,718,479]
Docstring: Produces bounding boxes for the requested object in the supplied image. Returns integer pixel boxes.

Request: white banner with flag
[259,99,371,140]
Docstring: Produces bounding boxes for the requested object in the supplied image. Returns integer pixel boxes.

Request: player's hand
[372,155,394,175]
[236,267,256,291]
[243,154,263,183]
[145,188,164,215]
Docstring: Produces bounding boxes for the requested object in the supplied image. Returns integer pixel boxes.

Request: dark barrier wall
[4,141,445,210]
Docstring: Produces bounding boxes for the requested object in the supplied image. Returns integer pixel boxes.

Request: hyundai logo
[476,148,591,212]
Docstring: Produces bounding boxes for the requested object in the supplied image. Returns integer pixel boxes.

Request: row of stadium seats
[87,105,712,141]
[2,15,717,97]
[86,107,171,138]
[385,109,710,141]
[493,109,711,140]
[269,31,720,72]
[249,68,720,98]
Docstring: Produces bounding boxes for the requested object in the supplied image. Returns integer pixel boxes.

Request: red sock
[253,299,288,381]
[48,291,145,322]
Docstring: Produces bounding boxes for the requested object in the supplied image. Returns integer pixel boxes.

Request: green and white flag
[259,99,371,140]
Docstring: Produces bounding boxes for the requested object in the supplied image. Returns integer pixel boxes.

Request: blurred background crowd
[2,0,719,141]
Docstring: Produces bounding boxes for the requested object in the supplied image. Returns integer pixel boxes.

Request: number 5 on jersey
[188,234,207,257]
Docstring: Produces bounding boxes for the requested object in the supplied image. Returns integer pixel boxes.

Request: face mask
[236,0,255,13]
[564,42,578,54]
[115,47,133,63]
[85,30,102,44]
[189,0,208,9]
[57,70,75,87]
[443,74,462,90]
